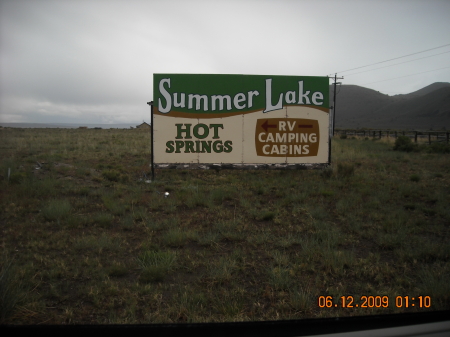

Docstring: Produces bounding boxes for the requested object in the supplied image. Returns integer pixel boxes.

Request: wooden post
[379,130,381,139]
[147,101,155,181]
[428,132,431,145]
[447,132,449,144]
[415,131,417,143]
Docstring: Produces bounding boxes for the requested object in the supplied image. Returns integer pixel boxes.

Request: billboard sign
[153,74,329,165]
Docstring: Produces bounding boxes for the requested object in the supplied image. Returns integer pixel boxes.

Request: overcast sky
[1,0,449,125]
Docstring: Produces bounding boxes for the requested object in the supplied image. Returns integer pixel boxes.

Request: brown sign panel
[255,118,319,157]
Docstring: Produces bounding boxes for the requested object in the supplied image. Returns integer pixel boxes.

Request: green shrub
[337,162,354,177]
[102,169,120,182]
[423,209,437,216]
[120,215,134,231]
[340,134,347,139]
[75,186,90,196]
[74,234,120,251]
[139,266,166,283]
[162,229,188,247]
[320,190,334,197]
[0,259,25,323]
[428,142,450,154]
[137,250,176,270]
[268,266,293,290]
[410,174,420,182]
[394,136,418,152]
[8,172,26,185]
[290,288,312,312]
[207,257,237,283]
[93,212,114,227]
[42,199,71,222]
[137,250,176,283]
[321,168,333,179]
[132,206,147,221]
[102,196,126,216]
[418,265,450,300]
[197,231,220,246]
[403,204,416,210]
[106,264,128,277]
[261,211,276,221]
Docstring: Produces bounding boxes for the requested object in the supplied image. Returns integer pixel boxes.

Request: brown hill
[331,82,450,130]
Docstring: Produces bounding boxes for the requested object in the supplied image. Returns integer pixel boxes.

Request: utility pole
[332,73,344,136]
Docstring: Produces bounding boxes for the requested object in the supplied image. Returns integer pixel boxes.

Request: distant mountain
[393,82,450,100]
[331,82,450,130]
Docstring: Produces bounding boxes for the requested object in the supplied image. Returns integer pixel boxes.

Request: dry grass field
[1,128,449,324]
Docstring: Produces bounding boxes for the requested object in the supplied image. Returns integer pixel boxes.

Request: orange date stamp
[318,296,431,308]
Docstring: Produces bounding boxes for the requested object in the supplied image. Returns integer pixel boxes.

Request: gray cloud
[1,0,449,124]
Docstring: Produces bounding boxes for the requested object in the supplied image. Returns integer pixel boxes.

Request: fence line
[335,130,450,144]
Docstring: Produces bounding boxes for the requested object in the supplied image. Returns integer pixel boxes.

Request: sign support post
[147,101,155,181]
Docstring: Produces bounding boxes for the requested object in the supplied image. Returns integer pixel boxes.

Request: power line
[329,43,450,75]
[361,66,450,85]
[344,50,450,77]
